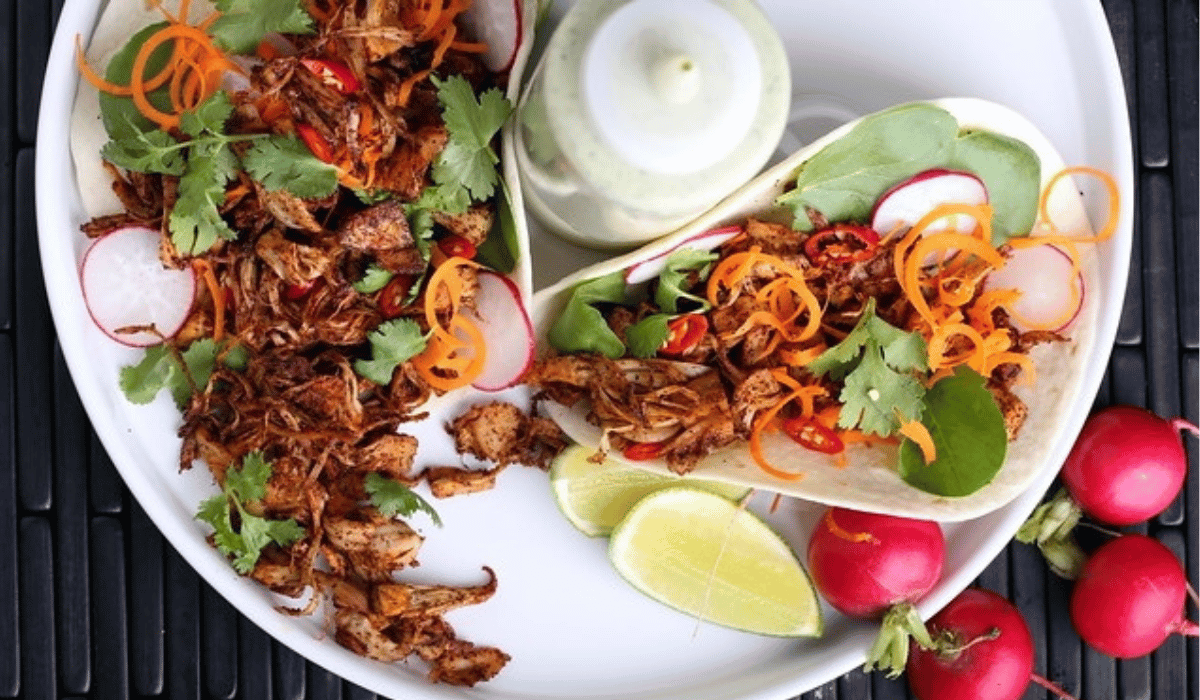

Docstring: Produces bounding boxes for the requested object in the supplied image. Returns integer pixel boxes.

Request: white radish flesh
[471,271,535,391]
[80,226,197,347]
[983,243,1084,332]
[461,0,522,73]
[624,225,740,286]
[871,169,988,236]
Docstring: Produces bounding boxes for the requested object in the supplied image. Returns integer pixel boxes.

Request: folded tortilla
[530,98,1100,522]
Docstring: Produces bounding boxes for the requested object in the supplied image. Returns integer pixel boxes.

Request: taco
[525,98,1119,522]
[70,0,537,685]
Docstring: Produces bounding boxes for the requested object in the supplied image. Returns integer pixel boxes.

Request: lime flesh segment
[550,445,750,537]
[609,487,822,637]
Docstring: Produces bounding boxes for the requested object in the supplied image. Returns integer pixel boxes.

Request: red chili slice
[803,224,881,265]
[378,275,416,319]
[781,416,845,454]
[437,235,477,260]
[296,123,335,163]
[284,280,317,301]
[622,440,667,461]
[661,314,709,356]
[299,58,361,94]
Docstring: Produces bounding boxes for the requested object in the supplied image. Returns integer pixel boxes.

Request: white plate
[36,2,1132,700]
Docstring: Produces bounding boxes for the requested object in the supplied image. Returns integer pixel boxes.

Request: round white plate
[37,1,1132,699]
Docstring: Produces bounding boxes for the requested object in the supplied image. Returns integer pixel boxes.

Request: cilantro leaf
[354,319,428,385]
[897,366,1008,496]
[119,345,178,404]
[365,473,442,526]
[101,117,187,175]
[836,338,926,436]
[431,75,512,204]
[353,264,394,293]
[208,0,315,54]
[195,451,305,574]
[626,314,671,358]
[169,139,239,255]
[242,135,339,198]
[179,91,235,138]
[654,248,717,313]
[119,339,243,409]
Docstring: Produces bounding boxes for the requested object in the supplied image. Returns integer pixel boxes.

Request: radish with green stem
[1070,533,1198,658]
[1017,404,1198,577]
[906,588,1076,700]
[806,507,944,677]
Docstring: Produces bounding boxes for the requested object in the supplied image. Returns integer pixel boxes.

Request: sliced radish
[623,225,741,286]
[983,243,1085,332]
[461,0,522,73]
[80,225,197,347]
[871,169,988,236]
[471,271,535,391]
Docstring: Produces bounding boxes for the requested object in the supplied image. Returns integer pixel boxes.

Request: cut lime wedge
[550,444,749,537]
[608,487,822,637]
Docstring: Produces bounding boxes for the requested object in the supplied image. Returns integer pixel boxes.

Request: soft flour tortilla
[530,97,1100,522]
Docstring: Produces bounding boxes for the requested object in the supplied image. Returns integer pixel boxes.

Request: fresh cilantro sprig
[429,75,513,213]
[208,0,315,54]
[120,338,248,409]
[807,299,928,436]
[196,452,305,574]
[365,473,442,526]
[354,318,429,385]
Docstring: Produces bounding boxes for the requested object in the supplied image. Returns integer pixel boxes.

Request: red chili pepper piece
[803,224,881,265]
[622,440,668,461]
[296,123,335,163]
[377,275,417,319]
[437,235,477,260]
[300,58,361,94]
[284,280,317,301]
[781,416,845,454]
[661,314,709,356]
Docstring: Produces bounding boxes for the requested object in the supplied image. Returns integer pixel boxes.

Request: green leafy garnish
[897,366,1008,497]
[430,75,513,208]
[950,130,1040,243]
[98,22,174,140]
[365,473,442,526]
[354,319,428,385]
[169,137,241,255]
[101,118,186,174]
[242,135,339,198]
[353,263,394,294]
[807,299,928,436]
[196,452,305,574]
[120,338,245,409]
[208,0,315,54]
[547,271,629,359]
[654,248,717,314]
[626,314,671,358]
[474,180,519,274]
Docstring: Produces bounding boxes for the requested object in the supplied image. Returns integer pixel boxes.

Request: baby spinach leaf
[897,366,1008,497]
[97,22,174,141]
[548,271,628,359]
[950,129,1040,244]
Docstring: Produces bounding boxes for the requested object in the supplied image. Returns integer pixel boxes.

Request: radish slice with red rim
[80,225,197,347]
[871,169,988,236]
[983,243,1084,332]
[461,0,522,73]
[624,225,741,286]
[471,271,535,391]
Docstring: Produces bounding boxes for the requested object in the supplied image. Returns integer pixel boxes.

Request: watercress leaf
[209,0,315,54]
[365,473,442,526]
[654,248,717,313]
[897,366,1007,497]
[179,91,234,138]
[353,264,394,294]
[243,135,339,198]
[775,103,957,231]
[836,338,926,436]
[951,129,1040,244]
[169,139,239,255]
[626,314,671,358]
[354,319,428,385]
[547,271,628,358]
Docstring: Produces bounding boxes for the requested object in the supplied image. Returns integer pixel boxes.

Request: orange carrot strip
[192,259,225,342]
[897,418,937,463]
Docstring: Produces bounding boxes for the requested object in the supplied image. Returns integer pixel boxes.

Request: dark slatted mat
[3,1,1195,699]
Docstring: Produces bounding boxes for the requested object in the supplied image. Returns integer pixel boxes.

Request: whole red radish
[907,588,1074,700]
[1017,405,1197,578]
[1070,534,1198,658]
[807,507,944,676]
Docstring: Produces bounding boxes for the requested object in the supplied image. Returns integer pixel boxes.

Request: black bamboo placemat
[2,1,1196,698]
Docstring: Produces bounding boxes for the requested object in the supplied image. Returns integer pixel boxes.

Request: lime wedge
[550,444,749,537]
[608,487,822,637]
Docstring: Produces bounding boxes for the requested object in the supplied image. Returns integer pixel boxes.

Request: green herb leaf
[119,344,178,404]
[169,139,240,255]
[897,366,1008,497]
[354,319,428,385]
[950,129,1040,244]
[431,75,512,204]
[474,180,518,274]
[353,263,394,293]
[242,135,339,198]
[365,473,442,526]
[654,248,717,314]
[225,451,272,502]
[626,314,671,358]
[179,91,235,138]
[97,22,174,140]
[208,0,315,54]
[547,271,628,359]
[101,117,187,175]
[119,339,244,409]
